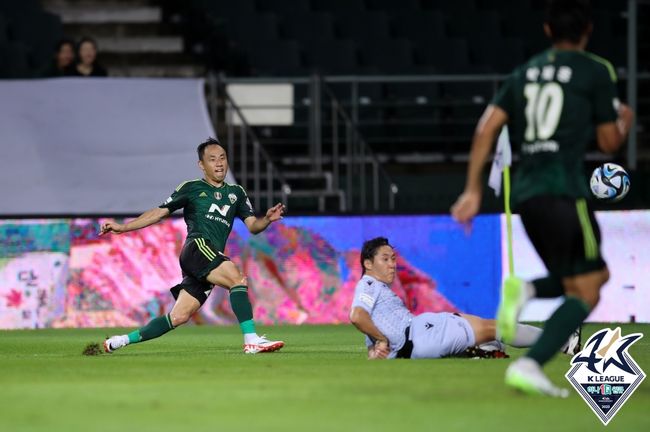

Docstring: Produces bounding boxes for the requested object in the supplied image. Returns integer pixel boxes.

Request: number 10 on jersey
[524,82,564,141]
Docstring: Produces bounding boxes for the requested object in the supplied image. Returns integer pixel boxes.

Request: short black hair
[197,137,222,161]
[545,0,592,44]
[56,39,75,52]
[78,36,98,52]
[360,237,392,274]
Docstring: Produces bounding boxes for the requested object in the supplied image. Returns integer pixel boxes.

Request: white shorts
[409,312,476,359]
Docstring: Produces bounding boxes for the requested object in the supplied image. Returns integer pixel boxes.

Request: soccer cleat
[496,276,528,344]
[243,335,284,354]
[561,326,582,356]
[103,335,128,353]
[505,357,570,398]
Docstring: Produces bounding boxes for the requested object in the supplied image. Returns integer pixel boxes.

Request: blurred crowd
[42,36,107,78]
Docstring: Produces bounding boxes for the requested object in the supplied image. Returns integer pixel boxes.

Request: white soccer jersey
[351,275,413,358]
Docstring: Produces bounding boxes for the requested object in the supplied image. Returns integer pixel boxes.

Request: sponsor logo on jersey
[566,327,645,425]
[214,192,222,200]
[229,193,237,204]
[199,192,208,198]
[208,203,230,217]
[424,322,434,330]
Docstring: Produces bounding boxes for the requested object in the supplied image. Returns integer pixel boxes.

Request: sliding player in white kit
[350,237,578,359]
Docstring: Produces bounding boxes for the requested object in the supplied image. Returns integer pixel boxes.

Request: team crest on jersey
[228,193,237,204]
[214,192,222,200]
[565,327,645,425]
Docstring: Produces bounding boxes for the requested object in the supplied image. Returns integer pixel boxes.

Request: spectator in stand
[41,39,76,77]
[71,36,107,77]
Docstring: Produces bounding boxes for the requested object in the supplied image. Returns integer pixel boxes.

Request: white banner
[0,78,234,215]
[504,210,650,323]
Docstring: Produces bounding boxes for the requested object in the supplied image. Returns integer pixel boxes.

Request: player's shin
[129,313,175,343]
[229,285,258,342]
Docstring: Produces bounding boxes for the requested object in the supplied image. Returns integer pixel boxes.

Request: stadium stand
[0,0,646,212]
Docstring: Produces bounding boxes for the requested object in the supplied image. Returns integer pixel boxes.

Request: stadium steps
[41,0,204,77]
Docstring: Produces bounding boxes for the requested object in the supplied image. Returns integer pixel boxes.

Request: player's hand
[450,190,481,224]
[265,203,286,223]
[370,340,390,359]
[617,103,634,136]
[99,220,126,236]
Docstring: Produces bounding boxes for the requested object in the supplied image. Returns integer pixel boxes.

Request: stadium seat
[448,11,502,42]
[335,11,392,44]
[311,0,366,13]
[197,0,257,18]
[0,0,41,18]
[8,11,63,70]
[224,13,281,52]
[305,40,360,75]
[256,0,311,14]
[414,38,471,73]
[283,12,336,45]
[0,41,31,78]
[392,10,446,42]
[0,14,7,44]
[366,0,422,12]
[360,39,415,75]
[471,37,526,73]
[247,40,305,76]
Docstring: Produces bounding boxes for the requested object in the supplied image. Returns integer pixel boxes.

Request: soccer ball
[589,163,631,202]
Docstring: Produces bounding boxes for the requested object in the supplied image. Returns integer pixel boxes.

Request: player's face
[199,144,229,184]
[366,245,397,285]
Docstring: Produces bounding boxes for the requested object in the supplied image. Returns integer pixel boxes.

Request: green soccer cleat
[505,357,570,398]
[496,276,527,344]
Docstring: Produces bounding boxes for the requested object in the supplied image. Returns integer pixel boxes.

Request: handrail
[322,82,397,211]
[220,87,290,209]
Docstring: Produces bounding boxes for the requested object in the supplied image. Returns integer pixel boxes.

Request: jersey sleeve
[351,279,380,314]
[592,62,618,125]
[159,181,191,213]
[236,186,256,221]
[491,72,516,116]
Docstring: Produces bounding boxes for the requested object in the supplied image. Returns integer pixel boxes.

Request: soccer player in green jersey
[100,137,285,354]
[451,0,634,396]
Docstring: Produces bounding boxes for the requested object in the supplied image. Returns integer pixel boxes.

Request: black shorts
[517,196,607,278]
[170,238,230,305]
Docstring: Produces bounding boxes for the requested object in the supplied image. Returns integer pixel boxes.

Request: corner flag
[489,127,515,276]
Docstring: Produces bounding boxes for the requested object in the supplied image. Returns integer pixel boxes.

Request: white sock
[524,281,535,300]
[505,323,542,348]
[244,333,259,344]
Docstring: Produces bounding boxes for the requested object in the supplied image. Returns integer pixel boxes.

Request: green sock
[129,314,174,344]
[229,285,256,334]
[526,297,590,366]
[532,276,564,298]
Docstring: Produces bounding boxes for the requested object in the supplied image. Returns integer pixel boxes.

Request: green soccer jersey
[492,49,619,207]
[159,179,255,252]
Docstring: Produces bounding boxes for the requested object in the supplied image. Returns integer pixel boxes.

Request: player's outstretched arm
[349,307,390,359]
[245,203,286,234]
[99,207,170,236]
[451,105,508,224]
[597,103,635,154]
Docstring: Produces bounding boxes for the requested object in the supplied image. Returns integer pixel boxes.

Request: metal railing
[206,69,648,212]
[207,74,290,210]
[323,82,397,211]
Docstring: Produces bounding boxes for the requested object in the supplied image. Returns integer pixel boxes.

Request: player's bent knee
[170,312,191,327]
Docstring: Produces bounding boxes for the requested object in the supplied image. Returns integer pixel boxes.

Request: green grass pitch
[1,324,648,432]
